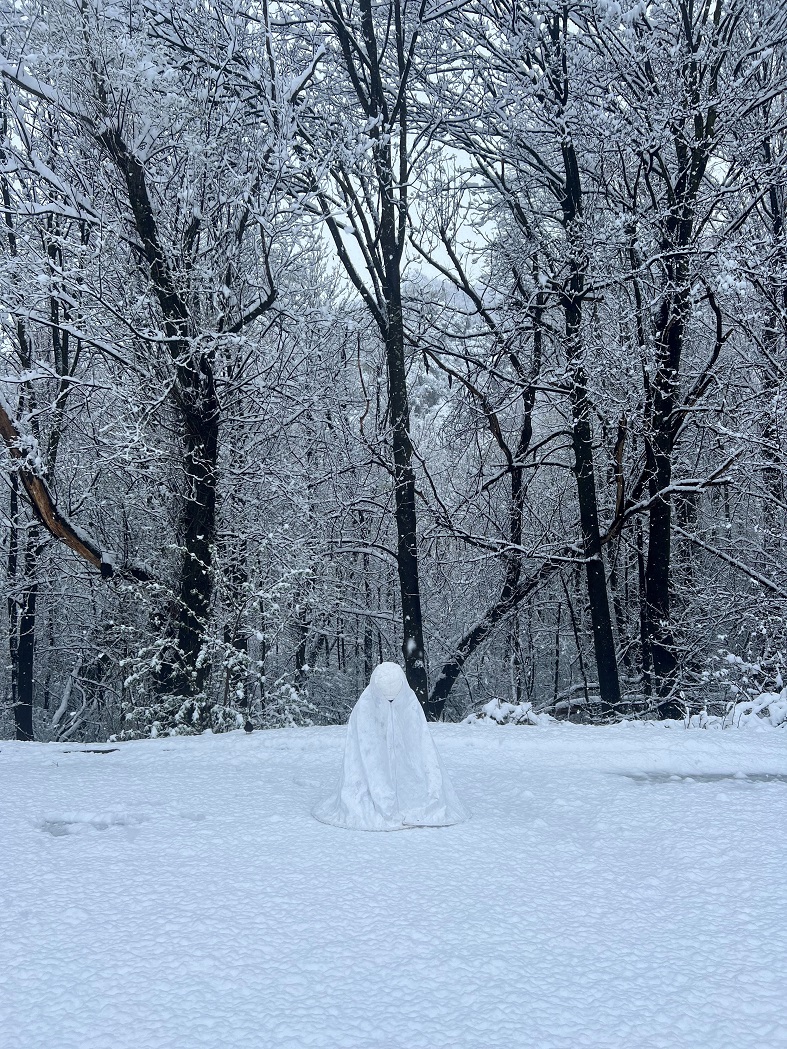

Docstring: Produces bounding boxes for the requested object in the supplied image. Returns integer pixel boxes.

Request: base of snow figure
[313,662,468,831]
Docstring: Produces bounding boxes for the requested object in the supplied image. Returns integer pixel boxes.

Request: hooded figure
[313,662,467,831]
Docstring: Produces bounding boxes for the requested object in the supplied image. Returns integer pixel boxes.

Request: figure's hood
[370,662,407,701]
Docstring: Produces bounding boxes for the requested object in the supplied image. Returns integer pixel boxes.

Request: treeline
[1,0,785,740]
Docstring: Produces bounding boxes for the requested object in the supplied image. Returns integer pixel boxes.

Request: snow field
[1,722,786,1049]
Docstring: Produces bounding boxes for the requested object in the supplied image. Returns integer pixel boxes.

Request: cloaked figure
[313,662,468,831]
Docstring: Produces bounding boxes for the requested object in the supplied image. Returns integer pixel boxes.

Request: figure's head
[371,662,405,701]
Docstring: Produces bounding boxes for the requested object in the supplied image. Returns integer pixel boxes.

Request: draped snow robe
[313,663,467,831]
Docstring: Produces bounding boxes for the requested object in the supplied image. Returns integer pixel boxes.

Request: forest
[1,0,786,742]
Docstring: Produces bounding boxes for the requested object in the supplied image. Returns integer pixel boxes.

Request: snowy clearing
[2,722,786,1049]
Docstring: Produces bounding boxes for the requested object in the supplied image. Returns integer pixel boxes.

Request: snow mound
[685,689,787,730]
[463,697,548,726]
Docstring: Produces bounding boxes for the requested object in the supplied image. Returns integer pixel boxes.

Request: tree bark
[14,537,38,742]
[383,268,430,712]
[644,271,690,718]
[560,132,621,717]
[565,310,621,716]
[169,381,220,702]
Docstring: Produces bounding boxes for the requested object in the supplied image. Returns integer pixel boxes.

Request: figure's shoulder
[349,687,377,718]
[394,689,426,719]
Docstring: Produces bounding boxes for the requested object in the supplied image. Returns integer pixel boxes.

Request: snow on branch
[0,392,151,583]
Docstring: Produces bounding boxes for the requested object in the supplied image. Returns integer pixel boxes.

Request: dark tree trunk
[7,474,20,732]
[566,346,621,717]
[510,612,523,705]
[295,622,309,685]
[636,522,653,701]
[14,536,38,741]
[562,572,591,713]
[362,557,374,684]
[644,280,689,718]
[107,129,220,714]
[635,13,719,716]
[562,249,621,716]
[552,602,563,708]
[761,156,787,537]
[368,0,429,714]
[556,98,621,718]
[173,381,220,698]
[384,304,430,714]
[320,0,431,714]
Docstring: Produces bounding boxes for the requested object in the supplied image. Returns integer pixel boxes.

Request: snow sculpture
[313,662,468,831]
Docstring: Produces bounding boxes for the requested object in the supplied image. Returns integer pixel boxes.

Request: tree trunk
[636,522,653,701]
[362,557,374,684]
[7,474,20,732]
[384,309,430,713]
[374,48,429,713]
[320,0,431,714]
[644,282,689,718]
[560,127,621,718]
[108,130,220,715]
[14,534,38,741]
[564,286,621,717]
[164,373,220,709]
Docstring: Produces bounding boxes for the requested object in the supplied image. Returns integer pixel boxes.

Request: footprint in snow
[40,812,149,837]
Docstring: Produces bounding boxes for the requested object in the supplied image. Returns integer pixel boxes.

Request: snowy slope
[1,722,786,1049]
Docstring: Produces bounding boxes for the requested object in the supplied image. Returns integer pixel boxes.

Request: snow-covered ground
[2,721,786,1049]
